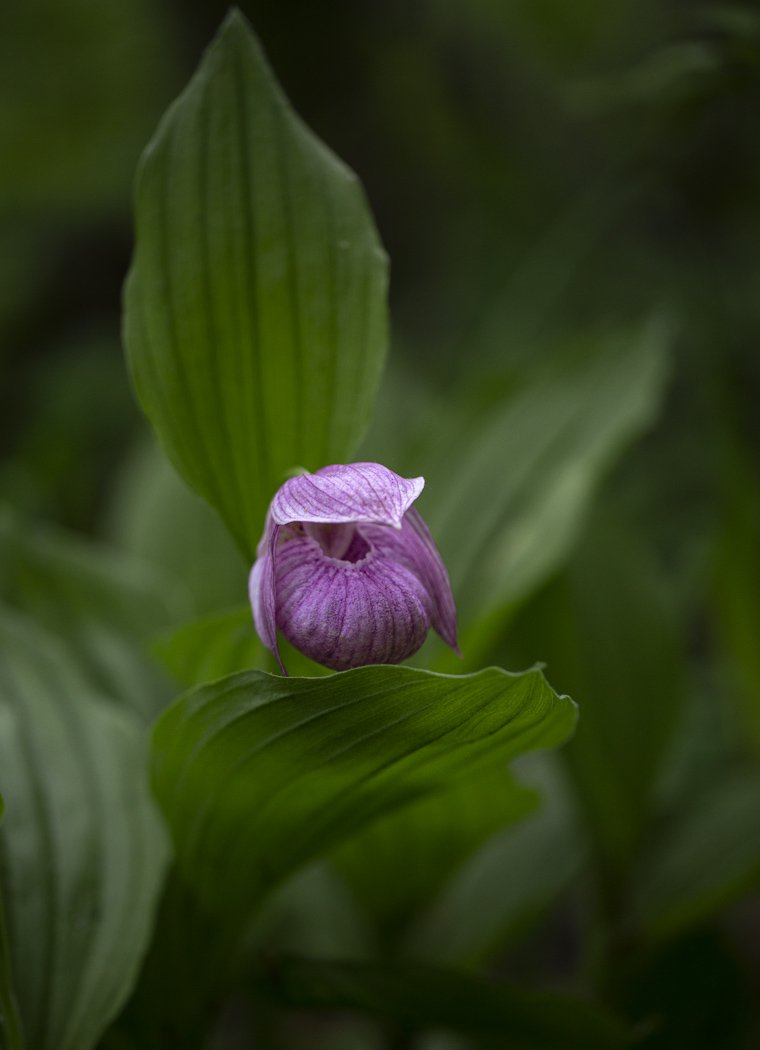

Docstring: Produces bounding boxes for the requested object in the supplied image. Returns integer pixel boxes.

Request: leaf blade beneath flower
[151,664,576,920]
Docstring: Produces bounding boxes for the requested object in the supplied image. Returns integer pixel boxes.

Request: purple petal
[248,515,286,674]
[274,531,431,671]
[362,508,459,653]
[270,463,424,528]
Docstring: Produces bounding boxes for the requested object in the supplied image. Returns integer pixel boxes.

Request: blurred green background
[2,1,760,1046]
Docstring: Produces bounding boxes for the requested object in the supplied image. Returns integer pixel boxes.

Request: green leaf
[0,508,177,721]
[621,929,750,1050]
[0,0,177,212]
[414,318,671,664]
[0,610,168,1050]
[0,797,23,1050]
[105,439,246,621]
[251,863,375,963]
[635,771,760,942]
[153,606,265,688]
[334,768,538,936]
[712,438,760,751]
[262,956,629,1049]
[124,9,388,558]
[506,511,682,872]
[152,665,576,919]
[413,756,585,966]
[153,605,328,688]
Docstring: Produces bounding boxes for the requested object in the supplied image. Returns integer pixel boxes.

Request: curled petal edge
[404,507,460,654]
[270,463,424,529]
[248,517,286,674]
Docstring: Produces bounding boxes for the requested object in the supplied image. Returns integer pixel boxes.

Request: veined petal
[362,508,459,653]
[274,532,431,671]
[270,463,424,528]
[248,516,286,673]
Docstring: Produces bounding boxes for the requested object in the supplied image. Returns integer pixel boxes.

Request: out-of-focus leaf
[422,318,671,661]
[334,768,538,936]
[506,512,682,872]
[153,606,265,687]
[0,508,175,720]
[712,440,760,750]
[570,43,720,115]
[0,337,138,532]
[262,956,629,1049]
[153,604,333,688]
[621,930,750,1050]
[152,665,576,919]
[124,9,388,558]
[634,771,760,942]
[412,756,584,966]
[0,797,23,1050]
[106,440,245,620]
[0,0,177,210]
[251,863,375,963]
[0,610,168,1050]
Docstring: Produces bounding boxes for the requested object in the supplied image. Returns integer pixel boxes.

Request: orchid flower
[249,462,459,673]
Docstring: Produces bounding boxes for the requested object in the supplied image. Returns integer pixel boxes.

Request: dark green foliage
[3,2,760,1046]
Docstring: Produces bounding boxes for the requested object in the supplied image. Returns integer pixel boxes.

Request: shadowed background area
[2,1,760,1048]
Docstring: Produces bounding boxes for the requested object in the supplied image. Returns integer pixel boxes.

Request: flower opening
[248,462,459,673]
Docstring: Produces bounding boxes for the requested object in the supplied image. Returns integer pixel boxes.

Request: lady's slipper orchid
[249,462,459,673]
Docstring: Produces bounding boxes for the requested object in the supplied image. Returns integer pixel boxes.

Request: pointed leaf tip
[124,10,389,558]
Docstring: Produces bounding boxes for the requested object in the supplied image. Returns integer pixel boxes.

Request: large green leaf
[0,0,177,211]
[152,605,326,688]
[334,768,538,937]
[153,606,265,688]
[505,512,682,873]
[262,956,628,1049]
[250,863,376,964]
[152,665,576,918]
[634,771,760,942]
[124,9,388,558]
[0,508,176,720]
[0,610,168,1050]
[712,438,760,751]
[413,755,585,967]
[0,798,22,1050]
[406,318,671,665]
[105,439,246,621]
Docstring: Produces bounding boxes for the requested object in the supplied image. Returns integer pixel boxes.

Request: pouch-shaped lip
[249,463,458,674]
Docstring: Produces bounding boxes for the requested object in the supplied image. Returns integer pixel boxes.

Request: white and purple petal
[249,462,458,674]
[248,514,285,673]
[270,463,424,528]
[359,514,458,653]
[273,530,430,671]
[402,508,459,652]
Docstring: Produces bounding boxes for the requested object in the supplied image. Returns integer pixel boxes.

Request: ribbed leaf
[106,440,245,621]
[0,611,168,1050]
[153,606,265,688]
[124,9,388,558]
[397,319,671,663]
[152,665,576,918]
[413,756,584,966]
[334,768,538,935]
[712,438,760,751]
[0,508,177,720]
[263,956,628,1049]
[635,771,760,941]
[153,605,331,689]
[507,512,682,872]
[0,798,23,1050]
